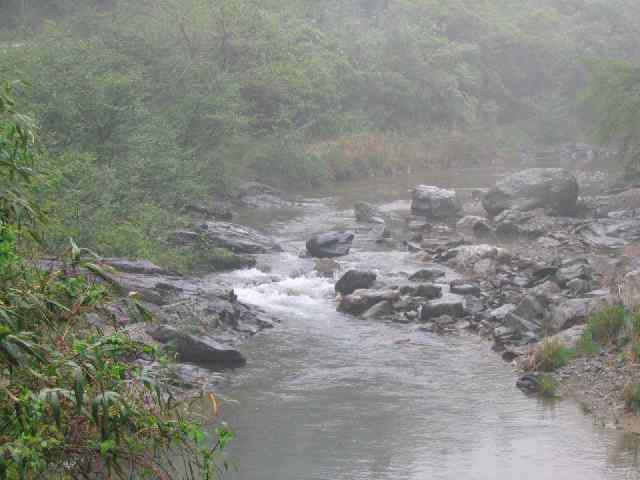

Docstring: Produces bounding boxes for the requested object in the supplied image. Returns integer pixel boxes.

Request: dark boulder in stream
[482,168,579,217]
[307,231,355,258]
[191,221,283,254]
[149,325,247,368]
[335,270,377,295]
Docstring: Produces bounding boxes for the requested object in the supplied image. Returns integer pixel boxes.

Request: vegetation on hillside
[0,83,231,479]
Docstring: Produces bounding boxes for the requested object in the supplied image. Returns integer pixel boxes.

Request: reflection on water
[204,169,640,480]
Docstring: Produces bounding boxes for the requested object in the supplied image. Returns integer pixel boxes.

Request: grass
[538,374,559,398]
[534,338,575,372]
[576,329,601,357]
[623,383,640,413]
[585,304,628,345]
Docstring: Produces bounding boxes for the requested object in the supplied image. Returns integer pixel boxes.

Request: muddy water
[205,169,640,480]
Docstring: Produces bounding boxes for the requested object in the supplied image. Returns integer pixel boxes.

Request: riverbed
[204,169,640,480]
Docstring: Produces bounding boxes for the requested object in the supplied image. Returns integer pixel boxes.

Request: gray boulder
[420,299,465,320]
[409,268,446,281]
[338,289,400,315]
[482,168,579,217]
[193,222,283,254]
[307,232,355,258]
[149,325,246,368]
[335,270,377,296]
[411,185,462,220]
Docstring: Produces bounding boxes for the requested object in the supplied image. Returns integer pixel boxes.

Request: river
[204,169,640,480]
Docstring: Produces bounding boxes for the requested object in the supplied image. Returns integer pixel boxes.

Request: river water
[205,169,640,480]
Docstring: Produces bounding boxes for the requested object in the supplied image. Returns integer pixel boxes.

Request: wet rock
[307,231,355,258]
[194,222,283,254]
[314,258,340,278]
[354,202,385,224]
[411,185,462,220]
[555,261,593,287]
[449,279,481,296]
[516,374,541,393]
[362,300,393,319]
[576,219,640,249]
[338,289,400,315]
[236,181,289,208]
[103,258,168,275]
[444,244,510,270]
[482,168,579,217]
[400,283,443,300]
[409,268,446,281]
[335,270,377,296]
[433,315,456,326]
[489,304,516,321]
[149,325,246,368]
[504,294,549,337]
[407,219,432,232]
[547,298,595,333]
[567,278,591,295]
[420,299,465,321]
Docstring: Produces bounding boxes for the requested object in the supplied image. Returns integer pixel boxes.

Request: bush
[534,338,575,372]
[623,383,640,414]
[538,374,559,398]
[585,305,628,346]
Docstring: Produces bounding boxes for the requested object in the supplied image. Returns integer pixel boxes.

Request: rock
[411,185,462,220]
[400,283,443,300]
[504,294,549,336]
[547,298,595,333]
[170,230,201,246]
[567,278,591,295]
[482,168,579,217]
[354,202,385,224]
[103,258,167,275]
[335,270,377,296]
[185,203,233,221]
[444,244,510,270]
[409,268,446,281]
[236,181,288,208]
[449,279,481,296]
[149,325,246,368]
[516,374,540,393]
[314,258,340,277]
[420,299,465,321]
[489,304,516,321]
[307,232,354,258]
[555,261,593,287]
[407,219,432,232]
[362,300,393,319]
[456,216,493,240]
[194,222,283,254]
[338,289,400,315]
[433,315,456,326]
[548,324,588,349]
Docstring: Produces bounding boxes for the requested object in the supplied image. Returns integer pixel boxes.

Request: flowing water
[204,169,640,480]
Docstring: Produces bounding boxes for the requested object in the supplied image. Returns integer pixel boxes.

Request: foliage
[583,304,628,346]
[0,84,231,479]
[537,374,559,399]
[534,338,575,372]
[581,58,640,171]
[575,329,601,357]
[623,383,640,414]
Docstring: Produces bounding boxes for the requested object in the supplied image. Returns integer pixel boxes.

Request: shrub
[623,383,640,414]
[585,305,628,346]
[538,374,559,398]
[534,338,575,372]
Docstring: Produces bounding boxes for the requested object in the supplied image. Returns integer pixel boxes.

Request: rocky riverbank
[314,167,640,432]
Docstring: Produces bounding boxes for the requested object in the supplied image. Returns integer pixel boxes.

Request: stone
[338,289,401,315]
[555,262,593,287]
[149,325,246,368]
[335,270,377,296]
[420,299,465,321]
[504,294,549,336]
[449,279,481,296]
[401,283,443,300]
[411,185,462,220]
[621,270,640,309]
[567,278,591,295]
[489,304,516,321]
[354,202,386,224]
[409,268,446,281]
[362,300,394,319]
[307,232,355,258]
[547,298,595,333]
[445,244,510,270]
[103,258,167,275]
[482,168,579,217]
[193,222,283,254]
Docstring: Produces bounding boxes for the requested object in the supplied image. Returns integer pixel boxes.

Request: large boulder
[482,168,579,218]
[335,270,377,296]
[187,222,283,254]
[420,299,466,320]
[411,185,462,220]
[307,232,354,258]
[149,325,246,368]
